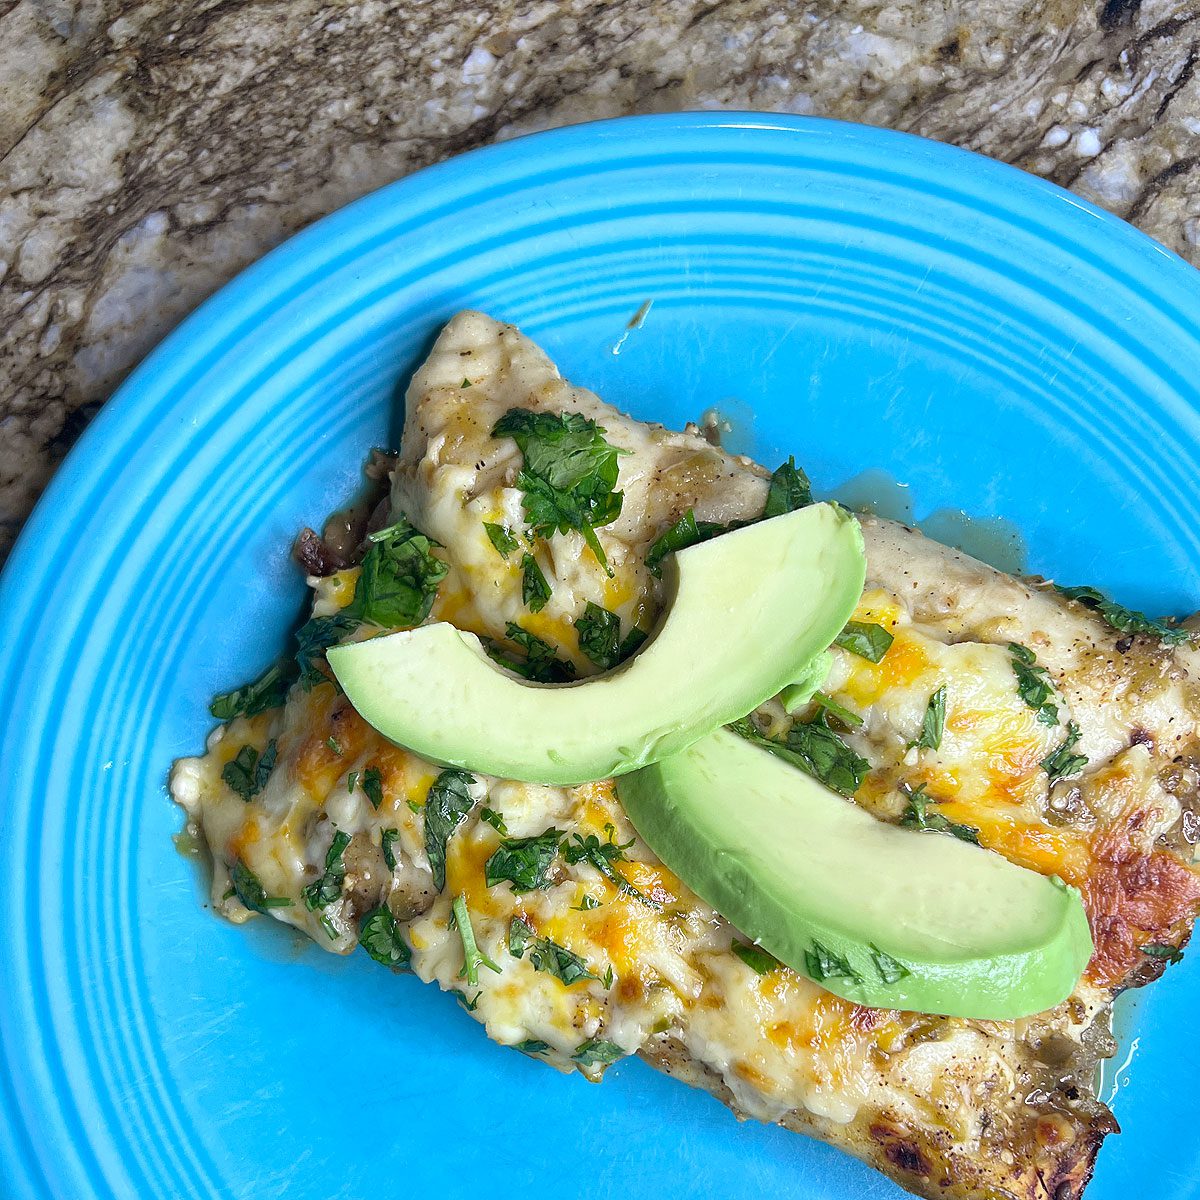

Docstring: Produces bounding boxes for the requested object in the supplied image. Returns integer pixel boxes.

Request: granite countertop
[2,0,1198,559]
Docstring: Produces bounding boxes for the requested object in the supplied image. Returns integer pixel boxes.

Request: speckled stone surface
[2,0,1198,558]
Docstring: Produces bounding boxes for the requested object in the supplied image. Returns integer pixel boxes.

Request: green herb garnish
[295,612,358,689]
[572,1038,624,1068]
[229,860,291,913]
[491,408,624,575]
[811,692,863,728]
[485,829,562,893]
[486,623,576,683]
[484,521,520,559]
[1054,583,1193,645]
[572,895,601,911]
[221,739,278,802]
[424,769,478,890]
[618,626,648,660]
[912,686,947,751]
[730,715,870,797]
[507,916,598,985]
[762,456,813,518]
[346,517,448,628]
[1141,942,1184,965]
[575,602,622,669]
[899,784,980,844]
[646,509,726,577]
[452,989,481,1011]
[453,894,501,987]
[359,905,411,968]
[833,621,894,663]
[870,944,911,984]
[564,827,660,909]
[302,830,351,910]
[1008,643,1060,726]
[521,552,552,613]
[1042,721,1087,782]
[732,943,780,975]
[361,765,384,810]
[480,807,508,835]
[804,940,861,983]
[210,661,295,720]
[516,1039,551,1055]
[380,827,400,871]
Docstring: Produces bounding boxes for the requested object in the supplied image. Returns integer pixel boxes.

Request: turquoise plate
[1,114,1197,1200]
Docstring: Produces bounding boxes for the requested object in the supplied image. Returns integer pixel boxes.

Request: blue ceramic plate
[1,114,1198,1200]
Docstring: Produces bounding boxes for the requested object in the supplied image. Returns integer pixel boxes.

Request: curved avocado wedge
[327,503,865,787]
[616,728,1093,1019]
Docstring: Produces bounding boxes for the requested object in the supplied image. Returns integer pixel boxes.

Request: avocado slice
[617,728,1093,1019]
[328,504,865,787]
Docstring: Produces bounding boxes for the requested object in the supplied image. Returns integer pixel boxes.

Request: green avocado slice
[328,503,865,787]
[616,728,1093,1019]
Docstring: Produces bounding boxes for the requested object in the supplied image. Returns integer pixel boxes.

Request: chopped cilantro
[295,612,358,689]
[572,1038,624,1068]
[491,408,624,575]
[320,914,340,940]
[1008,643,1060,726]
[508,916,600,986]
[210,661,295,720]
[486,623,576,683]
[229,860,291,914]
[221,739,277,802]
[1141,942,1184,965]
[603,964,615,988]
[461,378,472,388]
[452,989,481,1011]
[516,1039,551,1055]
[575,601,622,669]
[508,917,534,957]
[899,784,980,844]
[380,827,400,871]
[326,736,343,755]
[1054,583,1193,645]
[833,621,894,663]
[618,626,648,660]
[803,940,861,983]
[480,807,508,835]
[345,517,448,628]
[564,828,660,909]
[485,828,562,893]
[646,509,727,577]
[870,944,911,984]
[762,456,813,518]
[359,905,411,969]
[484,521,520,559]
[521,552,552,613]
[360,765,384,810]
[452,894,501,987]
[571,895,601,911]
[302,830,351,910]
[1042,722,1087,782]
[732,712,870,797]
[732,943,780,975]
[424,769,478,890]
[912,686,946,751]
[811,691,863,728]
[346,770,359,793]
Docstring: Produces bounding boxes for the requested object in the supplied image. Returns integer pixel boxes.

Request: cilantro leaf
[361,765,384,810]
[762,456,813,518]
[302,830,351,910]
[1141,942,1184,965]
[730,715,870,797]
[484,521,520,559]
[618,626,648,660]
[803,940,861,983]
[1054,583,1193,645]
[346,517,448,628]
[646,510,727,577]
[380,827,400,871]
[424,769,478,890]
[210,660,296,720]
[833,621,894,663]
[521,552,552,613]
[508,917,535,957]
[229,860,291,913]
[912,686,946,751]
[573,1038,624,1068]
[899,784,980,844]
[221,739,277,802]
[564,829,661,909]
[491,408,624,575]
[508,921,600,987]
[572,895,601,911]
[1008,643,1060,726]
[575,602,622,669]
[359,905,411,969]
[732,943,780,975]
[811,691,863,728]
[452,989,481,1011]
[516,1039,551,1056]
[480,807,508,835]
[1042,721,1087,782]
[295,612,359,689]
[452,894,501,987]
[485,623,576,683]
[485,829,562,893]
[870,944,911,984]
